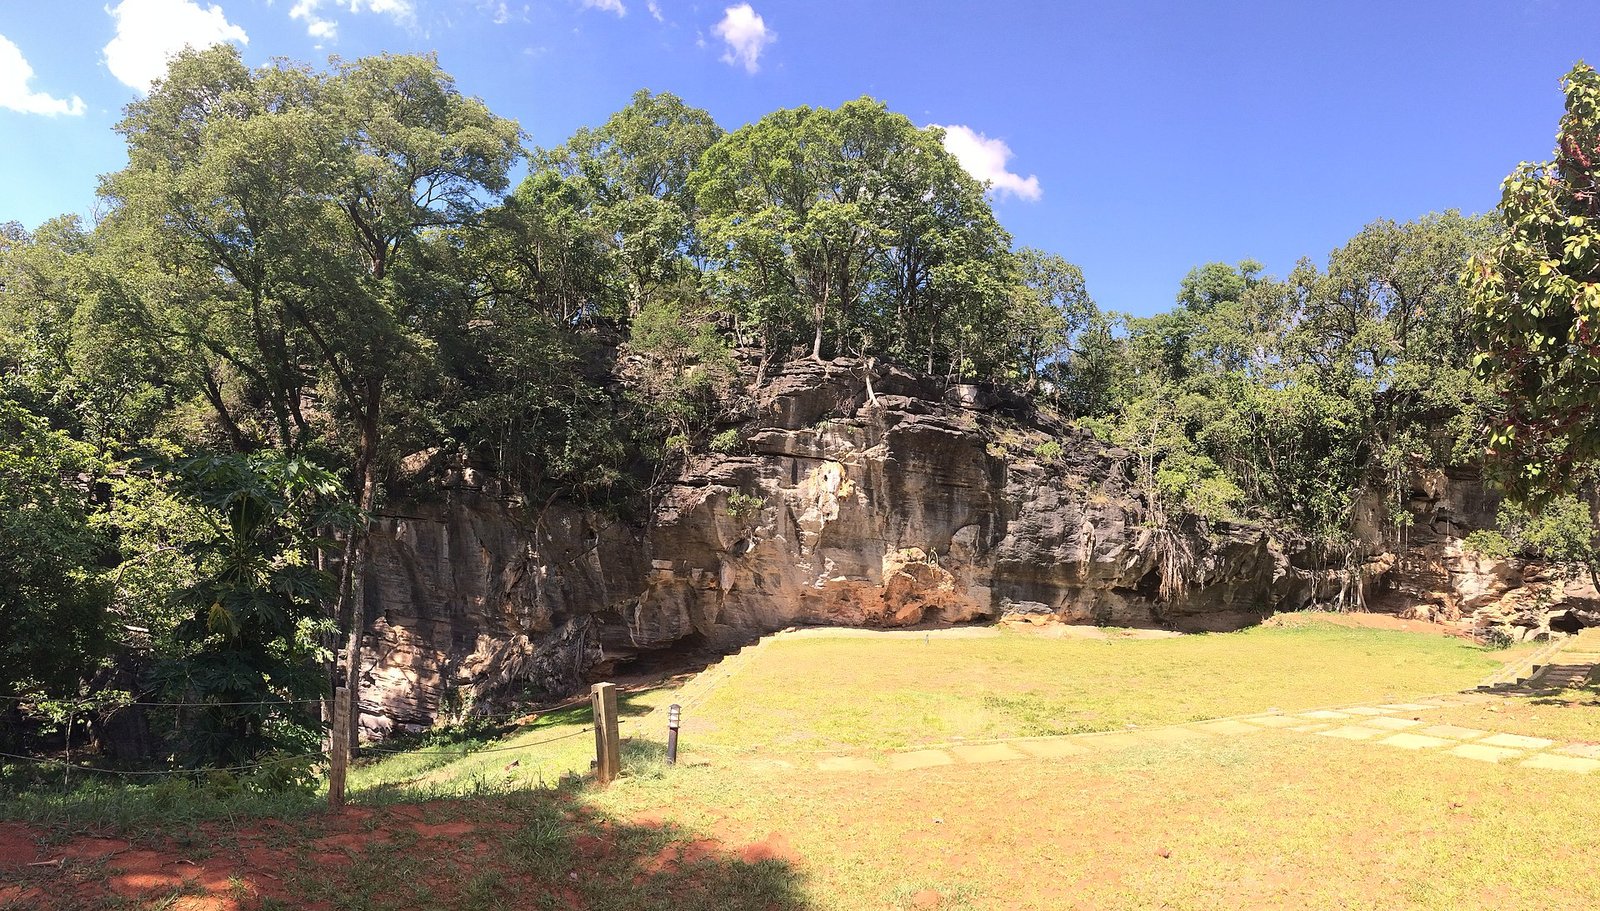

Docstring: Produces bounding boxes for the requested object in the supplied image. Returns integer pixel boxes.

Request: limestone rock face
[1359,466,1600,640]
[352,359,1589,732]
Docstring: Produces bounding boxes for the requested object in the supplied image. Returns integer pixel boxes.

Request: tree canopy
[1468,62,1600,504]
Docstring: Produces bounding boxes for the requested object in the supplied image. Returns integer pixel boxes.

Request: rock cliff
[352,359,1595,736]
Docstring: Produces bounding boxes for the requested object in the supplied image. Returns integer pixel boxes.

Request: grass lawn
[2,613,1575,911]
[585,729,1600,911]
[683,617,1518,753]
[1425,683,1600,744]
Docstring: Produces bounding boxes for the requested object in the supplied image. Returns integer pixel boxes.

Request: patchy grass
[4,613,1586,911]
[0,783,807,911]
[682,618,1512,753]
[582,729,1600,911]
[1427,685,1600,744]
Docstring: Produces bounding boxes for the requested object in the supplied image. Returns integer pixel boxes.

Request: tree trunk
[337,403,381,755]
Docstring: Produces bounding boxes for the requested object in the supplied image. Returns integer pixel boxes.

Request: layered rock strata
[353,359,1593,735]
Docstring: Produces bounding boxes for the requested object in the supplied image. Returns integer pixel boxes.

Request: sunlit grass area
[347,688,674,800]
[679,617,1516,754]
[6,614,1586,911]
[582,728,1600,911]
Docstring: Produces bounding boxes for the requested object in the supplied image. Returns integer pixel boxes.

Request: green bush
[1485,495,1598,580]
[1033,440,1064,461]
[1462,530,1512,560]
[710,429,742,453]
[726,492,765,524]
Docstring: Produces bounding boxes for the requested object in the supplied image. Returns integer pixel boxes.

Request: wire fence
[0,692,596,715]
[0,692,601,781]
[360,726,593,756]
[0,749,323,777]
[0,693,324,709]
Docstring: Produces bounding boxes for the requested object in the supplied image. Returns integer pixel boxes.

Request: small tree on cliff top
[1468,62,1600,503]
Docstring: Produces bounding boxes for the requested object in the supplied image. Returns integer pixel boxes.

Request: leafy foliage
[155,452,353,766]
[0,392,108,697]
[1468,62,1600,504]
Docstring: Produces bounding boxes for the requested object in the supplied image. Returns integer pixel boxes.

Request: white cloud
[713,3,771,73]
[288,0,417,41]
[646,0,663,22]
[0,33,85,116]
[933,124,1041,201]
[582,0,626,16]
[103,0,248,91]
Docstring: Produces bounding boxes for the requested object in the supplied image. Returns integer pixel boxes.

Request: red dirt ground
[1268,610,1477,639]
[0,799,801,911]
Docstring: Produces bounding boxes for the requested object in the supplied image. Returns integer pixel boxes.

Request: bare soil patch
[0,795,806,911]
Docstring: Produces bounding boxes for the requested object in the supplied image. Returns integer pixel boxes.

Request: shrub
[710,429,741,453]
[1034,440,1064,461]
[726,492,764,524]
[1462,530,1512,560]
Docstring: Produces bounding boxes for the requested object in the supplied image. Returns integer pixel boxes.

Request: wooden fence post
[590,682,620,785]
[328,685,349,809]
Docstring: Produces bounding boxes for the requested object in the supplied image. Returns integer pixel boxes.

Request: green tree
[1006,248,1094,392]
[157,452,351,767]
[542,89,723,315]
[99,46,523,728]
[0,392,108,698]
[692,98,1012,375]
[1468,62,1600,503]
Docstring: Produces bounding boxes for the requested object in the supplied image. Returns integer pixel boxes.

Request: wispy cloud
[582,0,626,17]
[103,0,248,92]
[714,3,772,74]
[0,32,84,116]
[933,124,1041,201]
[288,0,416,41]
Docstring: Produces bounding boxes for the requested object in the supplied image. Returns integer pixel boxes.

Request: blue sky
[1,0,1596,316]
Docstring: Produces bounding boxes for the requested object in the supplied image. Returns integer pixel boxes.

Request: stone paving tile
[1419,724,1491,741]
[1317,726,1386,741]
[1342,706,1396,716]
[1359,716,1426,731]
[1243,715,1303,728]
[1378,733,1454,750]
[950,743,1028,764]
[1479,733,1556,750]
[1556,743,1600,759]
[1410,699,1451,708]
[1081,732,1148,749]
[818,756,879,773]
[1015,739,1092,759]
[1291,723,1335,733]
[1298,710,1353,720]
[1380,703,1442,711]
[1142,727,1211,743]
[1190,720,1262,736]
[1519,753,1600,773]
[886,750,955,771]
[1449,744,1526,763]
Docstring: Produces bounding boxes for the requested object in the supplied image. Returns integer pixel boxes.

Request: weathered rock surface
[353,359,1594,734]
[1362,467,1600,641]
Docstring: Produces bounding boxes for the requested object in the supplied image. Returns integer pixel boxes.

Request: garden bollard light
[667,703,681,765]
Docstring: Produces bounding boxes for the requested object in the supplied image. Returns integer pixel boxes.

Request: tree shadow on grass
[1,743,812,911]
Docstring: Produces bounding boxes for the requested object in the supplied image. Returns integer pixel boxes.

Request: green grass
[682,618,1512,753]
[1427,685,1600,743]
[579,728,1600,911]
[4,613,1577,911]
